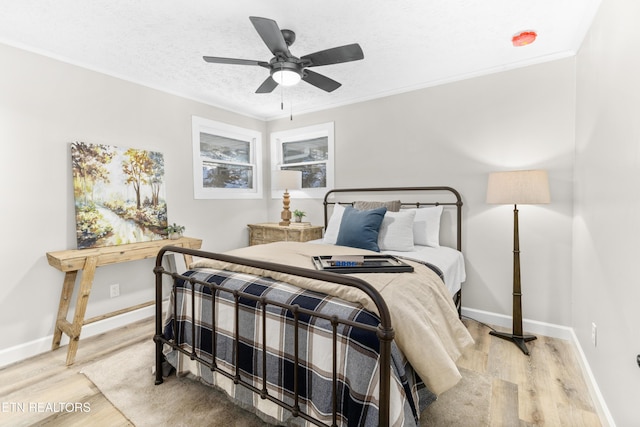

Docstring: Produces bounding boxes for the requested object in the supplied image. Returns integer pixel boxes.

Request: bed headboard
[322,187,463,251]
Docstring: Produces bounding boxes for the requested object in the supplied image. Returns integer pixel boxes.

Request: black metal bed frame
[323,186,462,250]
[153,186,463,427]
[323,186,464,315]
[153,248,394,427]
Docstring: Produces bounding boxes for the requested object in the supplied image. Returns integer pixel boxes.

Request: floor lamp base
[490,331,537,355]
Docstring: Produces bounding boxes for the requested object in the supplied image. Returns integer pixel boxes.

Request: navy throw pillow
[335,206,387,252]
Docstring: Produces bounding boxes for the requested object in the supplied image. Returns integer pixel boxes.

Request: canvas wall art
[71,141,168,249]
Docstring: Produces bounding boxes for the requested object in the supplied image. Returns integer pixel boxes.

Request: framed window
[270,122,334,199]
[192,116,262,199]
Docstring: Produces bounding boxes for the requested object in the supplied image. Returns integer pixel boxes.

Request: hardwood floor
[0,319,150,426]
[0,316,603,426]
[458,319,602,426]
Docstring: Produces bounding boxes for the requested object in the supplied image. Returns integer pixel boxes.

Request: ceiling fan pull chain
[280,63,284,110]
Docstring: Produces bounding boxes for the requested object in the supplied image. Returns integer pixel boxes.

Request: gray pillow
[353,200,401,212]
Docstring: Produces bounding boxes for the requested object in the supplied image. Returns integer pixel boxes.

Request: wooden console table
[46,236,202,365]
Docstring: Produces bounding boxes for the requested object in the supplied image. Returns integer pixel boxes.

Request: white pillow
[323,203,345,244]
[378,210,416,251]
[411,206,443,247]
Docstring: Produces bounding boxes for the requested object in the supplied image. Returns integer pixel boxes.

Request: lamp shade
[273,170,302,191]
[486,170,550,205]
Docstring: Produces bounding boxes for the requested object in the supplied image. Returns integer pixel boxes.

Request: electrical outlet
[591,322,597,347]
[110,283,120,298]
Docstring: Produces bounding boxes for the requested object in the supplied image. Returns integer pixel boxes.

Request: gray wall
[1,40,576,358]
[0,42,268,354]
[574,0,640,425]
[268,59,576,327]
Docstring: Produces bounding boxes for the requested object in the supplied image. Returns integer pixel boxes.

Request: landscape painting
[71,141,168,249]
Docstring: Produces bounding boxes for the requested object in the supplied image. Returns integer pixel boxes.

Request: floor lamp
[486,170,550,355]
[274,170,302,226]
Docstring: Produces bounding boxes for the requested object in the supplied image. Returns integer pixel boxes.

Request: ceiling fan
[203,16,364,93]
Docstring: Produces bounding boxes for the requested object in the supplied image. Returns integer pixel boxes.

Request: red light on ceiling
[512,31,537,47]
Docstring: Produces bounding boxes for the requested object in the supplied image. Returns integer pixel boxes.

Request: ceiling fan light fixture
[204,17,363,93]
[272,69,302,86]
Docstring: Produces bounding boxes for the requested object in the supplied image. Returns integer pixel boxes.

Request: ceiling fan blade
[249,16,291,57]
[255,76,278,93]
[203,56,269,68]
[302,69,341,92]
[301,43,364,67]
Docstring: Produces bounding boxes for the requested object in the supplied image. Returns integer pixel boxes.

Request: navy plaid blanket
[164,268,435,427]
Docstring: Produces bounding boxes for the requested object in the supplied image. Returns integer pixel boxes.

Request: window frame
[270,122,335,199]
[192,116,263,199]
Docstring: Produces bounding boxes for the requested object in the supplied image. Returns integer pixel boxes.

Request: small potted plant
[292,209,306,223]
[166,223,185,239]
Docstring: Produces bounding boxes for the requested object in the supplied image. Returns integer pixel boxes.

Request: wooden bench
[46,236,202,365]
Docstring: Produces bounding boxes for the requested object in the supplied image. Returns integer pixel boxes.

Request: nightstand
[248,223,324,246]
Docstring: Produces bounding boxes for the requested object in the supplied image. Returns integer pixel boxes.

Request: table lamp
[274,170,302,226]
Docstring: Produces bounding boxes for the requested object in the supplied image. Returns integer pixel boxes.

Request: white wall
[268,59,576,327]
[574,0,640,425]
[0,43,268,358]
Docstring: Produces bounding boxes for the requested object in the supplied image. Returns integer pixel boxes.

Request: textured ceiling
[0,0,600,120]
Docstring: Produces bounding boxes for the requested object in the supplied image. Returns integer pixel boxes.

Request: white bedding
[309,239,465,297]
[382,245,465,296]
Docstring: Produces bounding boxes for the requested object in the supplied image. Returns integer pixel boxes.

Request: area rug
[81,341,491,426]
[421,366,491,426]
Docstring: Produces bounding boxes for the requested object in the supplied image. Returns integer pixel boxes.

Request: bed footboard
[153,245,396,427]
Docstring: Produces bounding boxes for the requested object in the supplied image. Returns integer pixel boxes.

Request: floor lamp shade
[486,170,550,205]
[486,169,550,355]
[274,170,302,226]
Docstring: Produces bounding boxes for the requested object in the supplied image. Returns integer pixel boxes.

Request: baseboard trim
[568,328,616,427]
[461,307,615,427]
[461,307,574,339]
[0,305,155,369]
